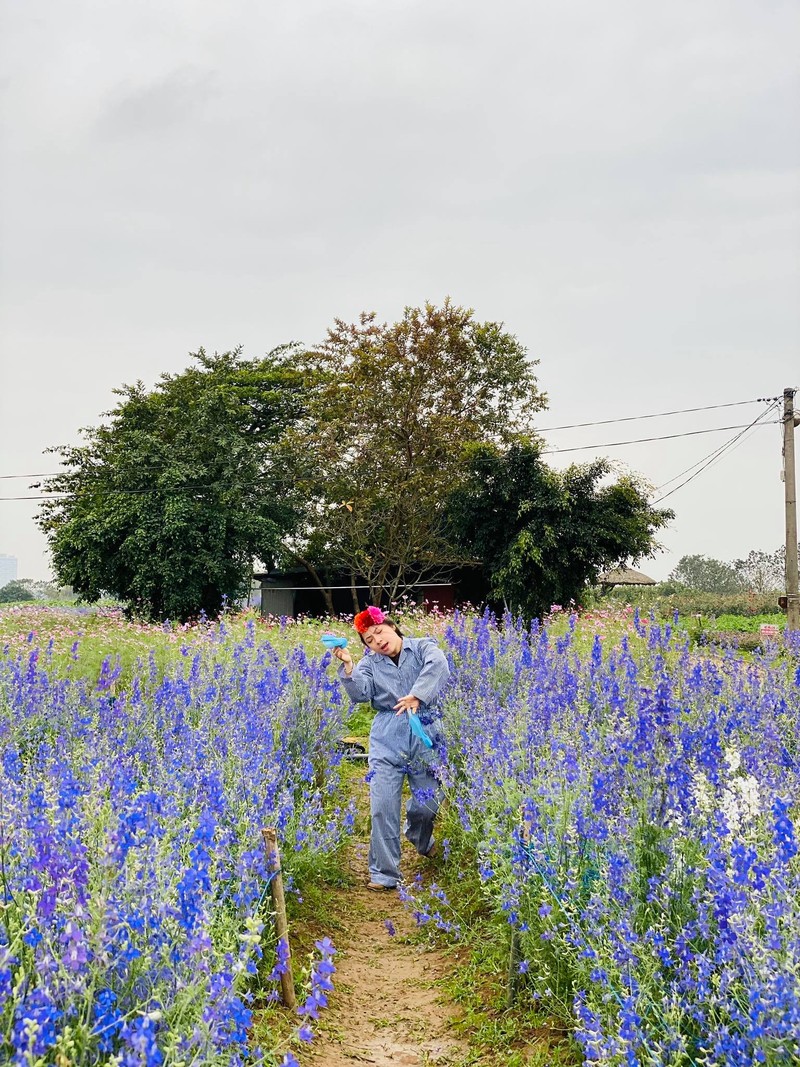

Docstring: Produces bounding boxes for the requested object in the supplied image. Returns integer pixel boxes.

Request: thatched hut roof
[597,567,656,587]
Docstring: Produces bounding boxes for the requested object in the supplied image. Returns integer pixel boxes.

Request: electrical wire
[0,473,68,481]
[688,410,780,481]
[539,421,776,457]
[650,403,780,505]
[0,415,783,499]
[0,419,781,498]
[0,483,254,502]
[536,396,780,432]
[0,396,782,480]
[654,422,769,492]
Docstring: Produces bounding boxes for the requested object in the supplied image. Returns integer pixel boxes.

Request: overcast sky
[1,0,798,584]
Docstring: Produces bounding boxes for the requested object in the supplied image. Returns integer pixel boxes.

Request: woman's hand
[394,695,420,715]
[332,646,354,676]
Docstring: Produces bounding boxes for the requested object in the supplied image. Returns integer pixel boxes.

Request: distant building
[253,567,486,618]
[0,554,18,589]
[596,567,656,591]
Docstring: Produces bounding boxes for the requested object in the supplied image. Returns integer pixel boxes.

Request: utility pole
[784,387,800,631]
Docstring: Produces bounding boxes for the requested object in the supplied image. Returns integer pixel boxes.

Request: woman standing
[331,606,450,890]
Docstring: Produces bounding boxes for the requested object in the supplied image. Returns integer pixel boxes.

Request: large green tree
[38,348,305,620]
[447,440,673,618]
[284,300,547,606]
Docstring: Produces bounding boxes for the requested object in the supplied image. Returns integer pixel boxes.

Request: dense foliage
[601,588,782,618]
[448,440,673,618]
[36,303,681,622]
[0,581,35,604]
[0,616,351,1066]
[284,300,547,606]
[0,580,72,606]
[405,611,800,1065]
[37,349,305,621]
[666,547,793,596]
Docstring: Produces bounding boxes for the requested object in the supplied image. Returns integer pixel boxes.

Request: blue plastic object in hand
[408,712,433,749]
[321,634,348,649]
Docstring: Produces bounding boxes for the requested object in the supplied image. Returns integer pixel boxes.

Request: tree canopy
[37,348,305,620]
[37,302,680,621]
[0,580,36,604]
[667,554,744,594]
[732,548,786,593]
[448,440,673,618]
[282,300,547,605]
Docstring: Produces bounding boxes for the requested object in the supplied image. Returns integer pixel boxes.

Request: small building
[597,566,657,592]
[254,567,485,618]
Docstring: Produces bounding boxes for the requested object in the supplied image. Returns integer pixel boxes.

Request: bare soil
[303,839,470,1067]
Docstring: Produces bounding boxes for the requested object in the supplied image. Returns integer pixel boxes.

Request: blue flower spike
[321,634,348,649]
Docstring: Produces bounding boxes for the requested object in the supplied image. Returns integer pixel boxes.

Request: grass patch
[407,806,580,1066]
[343,702,376,738]
[445,944,576,1066]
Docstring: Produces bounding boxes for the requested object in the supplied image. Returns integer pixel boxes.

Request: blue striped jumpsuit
[338,637,450,887]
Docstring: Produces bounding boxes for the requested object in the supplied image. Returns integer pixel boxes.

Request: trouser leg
[404,764,441,857]
[368,759,404,886]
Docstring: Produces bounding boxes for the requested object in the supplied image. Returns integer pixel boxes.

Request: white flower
[691,769,714,813]
[724,747,742,775]
[720,773,761,835]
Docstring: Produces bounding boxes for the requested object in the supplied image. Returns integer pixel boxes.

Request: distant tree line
[37,300,674,622]
[0,579,73,605]
[664,548,793,595]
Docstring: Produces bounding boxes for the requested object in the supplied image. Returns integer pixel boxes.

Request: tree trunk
[283,548,335,616]
[350,571,360,615]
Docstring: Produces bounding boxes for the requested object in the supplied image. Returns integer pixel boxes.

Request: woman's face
[362,624,402,657]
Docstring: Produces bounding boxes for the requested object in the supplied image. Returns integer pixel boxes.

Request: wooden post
[507,807,532,1008]
[314,705,325,791]
[784,387,800,632]
[261,827,297,1009]
[507,928,522,1008]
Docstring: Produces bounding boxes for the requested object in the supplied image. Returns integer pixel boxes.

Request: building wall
[256,570,486,619]
[260,587,296,617]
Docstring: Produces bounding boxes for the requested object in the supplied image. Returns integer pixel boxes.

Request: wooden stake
[314,704,325,791]
[507,806,531,1008]
[507,928,522,1008]
[783,387,800,631]
[261,827,297,1009]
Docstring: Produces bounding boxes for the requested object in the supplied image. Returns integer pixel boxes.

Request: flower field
[0,611,352,1066]
[425,611,800,1065]
[1,606,799,1066]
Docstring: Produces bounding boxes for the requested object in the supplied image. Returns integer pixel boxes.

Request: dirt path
[304,838,470,1067]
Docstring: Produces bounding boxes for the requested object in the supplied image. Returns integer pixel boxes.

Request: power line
[0,473,67,481]
[0,397,783,481]
[0,416,782,500]
[0,420,781,498]
[653,418,776,492]
[651,403,781,505]
[654,413,774,492]
[654,440,735,492]
[539,421,777,456]
[536,397,780,432]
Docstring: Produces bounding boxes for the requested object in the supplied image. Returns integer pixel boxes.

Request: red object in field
[759,624,780,638]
